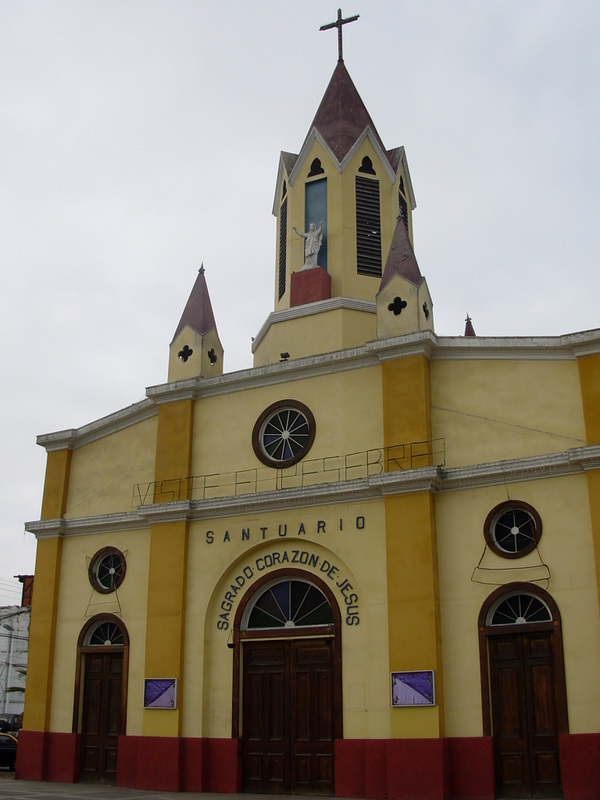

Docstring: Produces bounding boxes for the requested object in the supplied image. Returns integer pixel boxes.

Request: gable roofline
[294,126,398,184]
[272,132,417,218]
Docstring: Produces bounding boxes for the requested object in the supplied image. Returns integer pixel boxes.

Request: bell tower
[252,21,429,367]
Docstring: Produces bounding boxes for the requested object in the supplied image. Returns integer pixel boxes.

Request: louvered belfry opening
[278,197,287,299]
[356,175,382,276]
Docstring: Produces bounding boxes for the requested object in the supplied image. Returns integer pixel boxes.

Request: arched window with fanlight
[243,578,335,631]
[82,618,126,646]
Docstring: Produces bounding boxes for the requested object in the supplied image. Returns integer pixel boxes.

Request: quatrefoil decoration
[423,302,430,319]
[208,348,217,365]
[388,296,407,316]
[178,344,193,362]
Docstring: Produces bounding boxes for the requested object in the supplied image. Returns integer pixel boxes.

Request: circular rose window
[252,400,316,468]
[484,501,542,558]
[88,547,126,594]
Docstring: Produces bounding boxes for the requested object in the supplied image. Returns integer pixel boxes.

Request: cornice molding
[24,510,149,539]
[439,445,600,492]
[36,399,157,452]
[429,332,600,361]
[25,446,600,538]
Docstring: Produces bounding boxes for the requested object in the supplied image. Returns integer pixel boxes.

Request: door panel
[242,638,335,795]
[489,632,561,798]
[291,640,334,795]
[242,642,288,794]
[80,652,123,783]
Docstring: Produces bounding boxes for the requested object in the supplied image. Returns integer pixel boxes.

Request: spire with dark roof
[168,264,224,381]
[171,264,219,344]
[464,315,476,337]
[380,217,423,290]
[303,61,389,165]
[376,216,434,338]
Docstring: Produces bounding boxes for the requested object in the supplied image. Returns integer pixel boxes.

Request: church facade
[18,51,600,800]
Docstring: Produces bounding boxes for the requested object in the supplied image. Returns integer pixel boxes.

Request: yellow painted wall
[41,449,72,519]
[431,359,586,467]
[168,326,223,383]
[32,340,600,747]
[191,366,384,484]
[577,353,600,616]
[24,449,72,731]
[381,354,442,737]
[65,416,158,518]
[578,353,600,444]
[48,530,150,734]
[154,399,194,491]
[24,537,63,731]
[384,492,443,738]
[142,520,189,737]
[141,398,194,736]
[253,307,377,367]
[183,500,390,740]
[436,474,600,736]
[382,355,432,450]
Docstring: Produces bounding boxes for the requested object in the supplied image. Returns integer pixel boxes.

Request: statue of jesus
[293,221,323,270]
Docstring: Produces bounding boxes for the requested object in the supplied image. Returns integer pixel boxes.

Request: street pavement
[0,772,561,799]
[0,772,323,800]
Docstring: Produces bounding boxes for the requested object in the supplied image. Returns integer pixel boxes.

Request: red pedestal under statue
[290,266,331,307]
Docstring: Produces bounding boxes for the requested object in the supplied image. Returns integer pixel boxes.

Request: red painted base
[336,737,494,800]
[115,735,237,792]
[290,266,331,307]
[15,731,600,799]
[15,730,45,782]
[560,733,600,800]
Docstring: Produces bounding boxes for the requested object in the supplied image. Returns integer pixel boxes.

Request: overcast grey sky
[1,1,598,604]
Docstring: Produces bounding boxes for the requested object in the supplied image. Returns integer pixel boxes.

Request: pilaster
[381,354,443,737]
[143,398,194,739]
[23,448,72,732]
[577,352,600,616]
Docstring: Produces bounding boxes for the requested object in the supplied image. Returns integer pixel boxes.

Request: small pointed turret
[376,216,434,338]
[168,265,224,382]
[464,315,476,337]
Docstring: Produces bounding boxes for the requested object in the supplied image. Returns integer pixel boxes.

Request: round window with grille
[484,501,542,558]
[252,400,316,468]
[88,547,126,593]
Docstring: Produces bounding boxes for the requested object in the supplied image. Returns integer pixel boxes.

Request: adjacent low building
[0,578,33,726]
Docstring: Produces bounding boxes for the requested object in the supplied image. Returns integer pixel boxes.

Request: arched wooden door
[73,615,129,784]
[479,584,568,799]
[233,569,342,795]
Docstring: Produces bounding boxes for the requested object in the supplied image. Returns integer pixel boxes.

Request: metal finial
[320,8,359,62]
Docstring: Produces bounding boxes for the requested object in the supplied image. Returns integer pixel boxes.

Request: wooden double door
[79,651,123,783]
[488,630,564,798]
[242,637,338,795]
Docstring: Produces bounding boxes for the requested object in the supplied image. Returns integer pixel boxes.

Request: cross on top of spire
[320,8,359,63]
